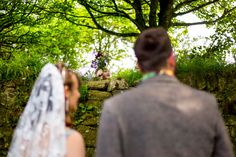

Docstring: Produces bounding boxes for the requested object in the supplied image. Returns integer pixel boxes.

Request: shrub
[79,84,89,102]
[113,69,142,87]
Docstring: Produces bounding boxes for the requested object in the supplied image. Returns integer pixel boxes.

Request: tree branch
[123,0,132,5]
[173,21,211,26]
[143,0,151,6]
[0,1,38,33]
[149,0,158,27]
[174,0,220,17]
[64,15,98,29]
[35,5,92,18]
[82,2,139,37]
[174,0,196,11]
[158,0,174,29]
[79,1,137,26]
[132,0,147,31]
[172,6,236,26]
[112,0,118,10]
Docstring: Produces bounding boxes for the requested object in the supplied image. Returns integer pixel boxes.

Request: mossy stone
[88,90,112,100]
[87,80,109,90]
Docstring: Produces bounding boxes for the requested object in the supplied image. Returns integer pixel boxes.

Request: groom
[95,27,234,157]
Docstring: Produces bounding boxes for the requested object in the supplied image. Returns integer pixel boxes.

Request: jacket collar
[140,74,179,86]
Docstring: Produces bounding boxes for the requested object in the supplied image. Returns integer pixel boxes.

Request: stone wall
[75,79,129,157]
[0,81,27,157]
[0,73,236,157]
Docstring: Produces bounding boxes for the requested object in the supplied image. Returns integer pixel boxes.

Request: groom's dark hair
[134,27,173,72]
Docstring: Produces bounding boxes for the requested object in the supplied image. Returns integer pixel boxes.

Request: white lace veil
[8,63,66,157]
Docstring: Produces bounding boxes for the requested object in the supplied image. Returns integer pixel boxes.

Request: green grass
[112,69,142,87]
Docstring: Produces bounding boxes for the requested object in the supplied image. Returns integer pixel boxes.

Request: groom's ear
[167,52,176,69]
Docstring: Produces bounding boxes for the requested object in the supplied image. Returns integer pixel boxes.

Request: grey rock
[107,79,129,91]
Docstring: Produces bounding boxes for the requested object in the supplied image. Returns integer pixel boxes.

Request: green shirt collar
[141,72,156,81]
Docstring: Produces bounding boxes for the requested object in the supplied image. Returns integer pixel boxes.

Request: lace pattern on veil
[8,63,66,157]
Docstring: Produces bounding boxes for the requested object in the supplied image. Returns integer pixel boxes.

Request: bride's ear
[64,86,70,99]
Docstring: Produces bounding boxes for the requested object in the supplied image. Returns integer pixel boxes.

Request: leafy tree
[177,6,236,63]
[0,0,51,59]
[55,0,236,62]
[70,0,236,37]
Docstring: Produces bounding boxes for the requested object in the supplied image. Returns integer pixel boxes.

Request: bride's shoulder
[66,128,84,141]
[66,128,86,157]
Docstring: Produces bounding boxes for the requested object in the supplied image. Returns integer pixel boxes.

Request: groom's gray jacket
[96,75,234,157]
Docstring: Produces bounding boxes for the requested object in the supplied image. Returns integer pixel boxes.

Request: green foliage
[0,16,92,82]
[113,69,142,87]
[111,58,235,88]
[73,102,100,127]
[76,0,236,34]
[176,57,232,78]
[79,84,89,102]
[0,51,46,82]
[77,103,95,114]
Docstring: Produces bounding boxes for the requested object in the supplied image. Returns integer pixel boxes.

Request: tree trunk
[158,0,174,30]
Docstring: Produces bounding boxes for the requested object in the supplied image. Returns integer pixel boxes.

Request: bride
[7,63,85,157]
